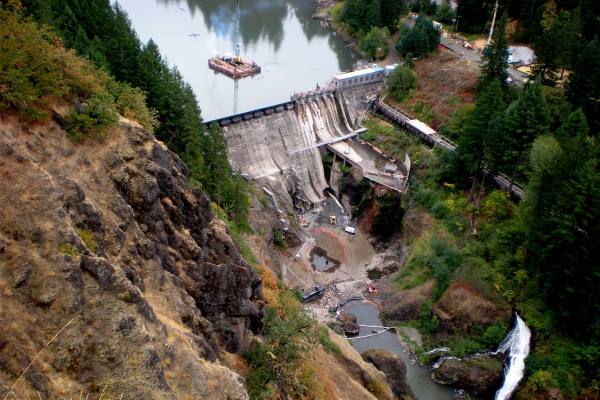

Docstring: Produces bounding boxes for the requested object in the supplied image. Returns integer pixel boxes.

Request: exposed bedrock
[361,349,415,400]
[0,116,262,399]
[431,355,503,397]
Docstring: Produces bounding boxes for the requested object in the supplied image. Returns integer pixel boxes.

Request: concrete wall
[222,92,354,208]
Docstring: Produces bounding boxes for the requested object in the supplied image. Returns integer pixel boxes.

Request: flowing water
[494,314,531,400]
[117,0,359,120]
[343,301,457,400]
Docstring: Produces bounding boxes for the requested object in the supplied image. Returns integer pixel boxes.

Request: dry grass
[388,50,479,129]
[2,319,74,400]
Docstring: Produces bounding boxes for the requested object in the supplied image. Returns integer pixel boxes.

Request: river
[117,0,359,120]
[344,300,457,400]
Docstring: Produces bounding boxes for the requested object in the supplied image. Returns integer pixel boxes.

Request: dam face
[222,91,358,208]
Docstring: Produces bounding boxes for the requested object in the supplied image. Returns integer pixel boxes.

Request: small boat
[301,286,326,303]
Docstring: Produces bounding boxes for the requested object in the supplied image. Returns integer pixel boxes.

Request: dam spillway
[221,91,358,208]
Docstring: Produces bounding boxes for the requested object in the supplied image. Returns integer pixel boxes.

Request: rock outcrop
[361,349,414,399]
[380,279,435,323]
[340,313,360,336]
[0,115,262,399]
[431,356,503,396]
[432,281,511,334]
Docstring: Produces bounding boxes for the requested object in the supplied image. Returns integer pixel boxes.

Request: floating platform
[208,56,261,79]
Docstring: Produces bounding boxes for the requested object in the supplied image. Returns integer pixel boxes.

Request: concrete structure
[333,66,386,89]
[215,84,410,211]
[332,65,397,90]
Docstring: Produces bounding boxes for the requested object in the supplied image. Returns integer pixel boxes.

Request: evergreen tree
[342,0,368,32]
[396,16,439,57]
[566,37,600,134]
[554,108,589,144]
[522,133,600,336]
[456,0,494,33]
[381,0,406,30]
[502,82,550,182]
[478,14,509,92]
[533,10,581,84]
[204,123,233,206]
[365,0,382,29]
[458,78,506,173]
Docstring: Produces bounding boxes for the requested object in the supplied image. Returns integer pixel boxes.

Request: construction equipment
[208,0,261,79]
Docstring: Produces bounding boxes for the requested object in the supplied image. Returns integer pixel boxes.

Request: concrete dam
[215,87,399,209]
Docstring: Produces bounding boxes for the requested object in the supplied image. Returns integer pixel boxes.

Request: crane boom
[234,0,241,61]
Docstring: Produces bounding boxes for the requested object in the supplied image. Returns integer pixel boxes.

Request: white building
[332,64,399,89]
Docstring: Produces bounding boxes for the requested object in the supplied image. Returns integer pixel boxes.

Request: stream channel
[343,300,457,400]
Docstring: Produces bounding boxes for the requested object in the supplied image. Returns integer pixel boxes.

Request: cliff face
[0,113,263,399]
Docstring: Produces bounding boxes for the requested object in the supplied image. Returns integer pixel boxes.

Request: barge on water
[208,55,261,79]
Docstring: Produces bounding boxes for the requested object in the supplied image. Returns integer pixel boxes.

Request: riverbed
[117,0,359,120]
[344,300,457,400]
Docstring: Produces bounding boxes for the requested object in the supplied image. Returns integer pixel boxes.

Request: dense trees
[566,38,600,134]
[396,16,440,58]
[359,26,390,60]
[456,0,495,34]
[341,0,407,32]
[478,14,509,91]
[522,119,600,337]
[20,0,251,227]
[387,65,417,101]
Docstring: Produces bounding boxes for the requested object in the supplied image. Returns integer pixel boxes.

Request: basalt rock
[431,355,503,397]
[0,115,261,399]
[361,349,414,399]
[432,281,511,334]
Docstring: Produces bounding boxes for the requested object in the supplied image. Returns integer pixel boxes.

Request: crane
[233,0,241,63]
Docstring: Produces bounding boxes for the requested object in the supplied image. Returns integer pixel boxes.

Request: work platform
[208,56,261,79]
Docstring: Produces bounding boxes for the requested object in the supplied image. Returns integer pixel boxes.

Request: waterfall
[494,314,531,400]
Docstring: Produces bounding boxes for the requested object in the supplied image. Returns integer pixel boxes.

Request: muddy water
[310,246,341,272]
[344,300,456,400]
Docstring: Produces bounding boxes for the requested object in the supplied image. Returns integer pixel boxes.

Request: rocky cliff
[0,113,263,399]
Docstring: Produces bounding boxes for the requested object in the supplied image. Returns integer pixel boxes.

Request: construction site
[203,64,415,329]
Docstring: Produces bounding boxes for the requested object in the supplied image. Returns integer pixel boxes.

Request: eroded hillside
[0,114,264,399]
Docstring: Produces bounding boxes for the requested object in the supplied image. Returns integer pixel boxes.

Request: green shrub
[77,228,98,253]
[482,321,508,349]
[65,93,119,140]
[419,300,439,334]
[108,81,158,132]
[58,243,80,256]
[359,26,390,60]
[272,229,285,249]
[387,65,417,101]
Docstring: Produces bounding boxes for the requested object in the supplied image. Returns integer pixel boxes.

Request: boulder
[380,279,435,323]
[340,313,360,336]
[433,281,511,334]
[361,349,414,399]
[431,355,503,396]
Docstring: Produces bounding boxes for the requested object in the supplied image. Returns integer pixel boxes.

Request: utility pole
[487,0,499,45]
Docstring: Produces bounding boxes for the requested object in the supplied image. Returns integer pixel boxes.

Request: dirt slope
[0,113,263,399]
